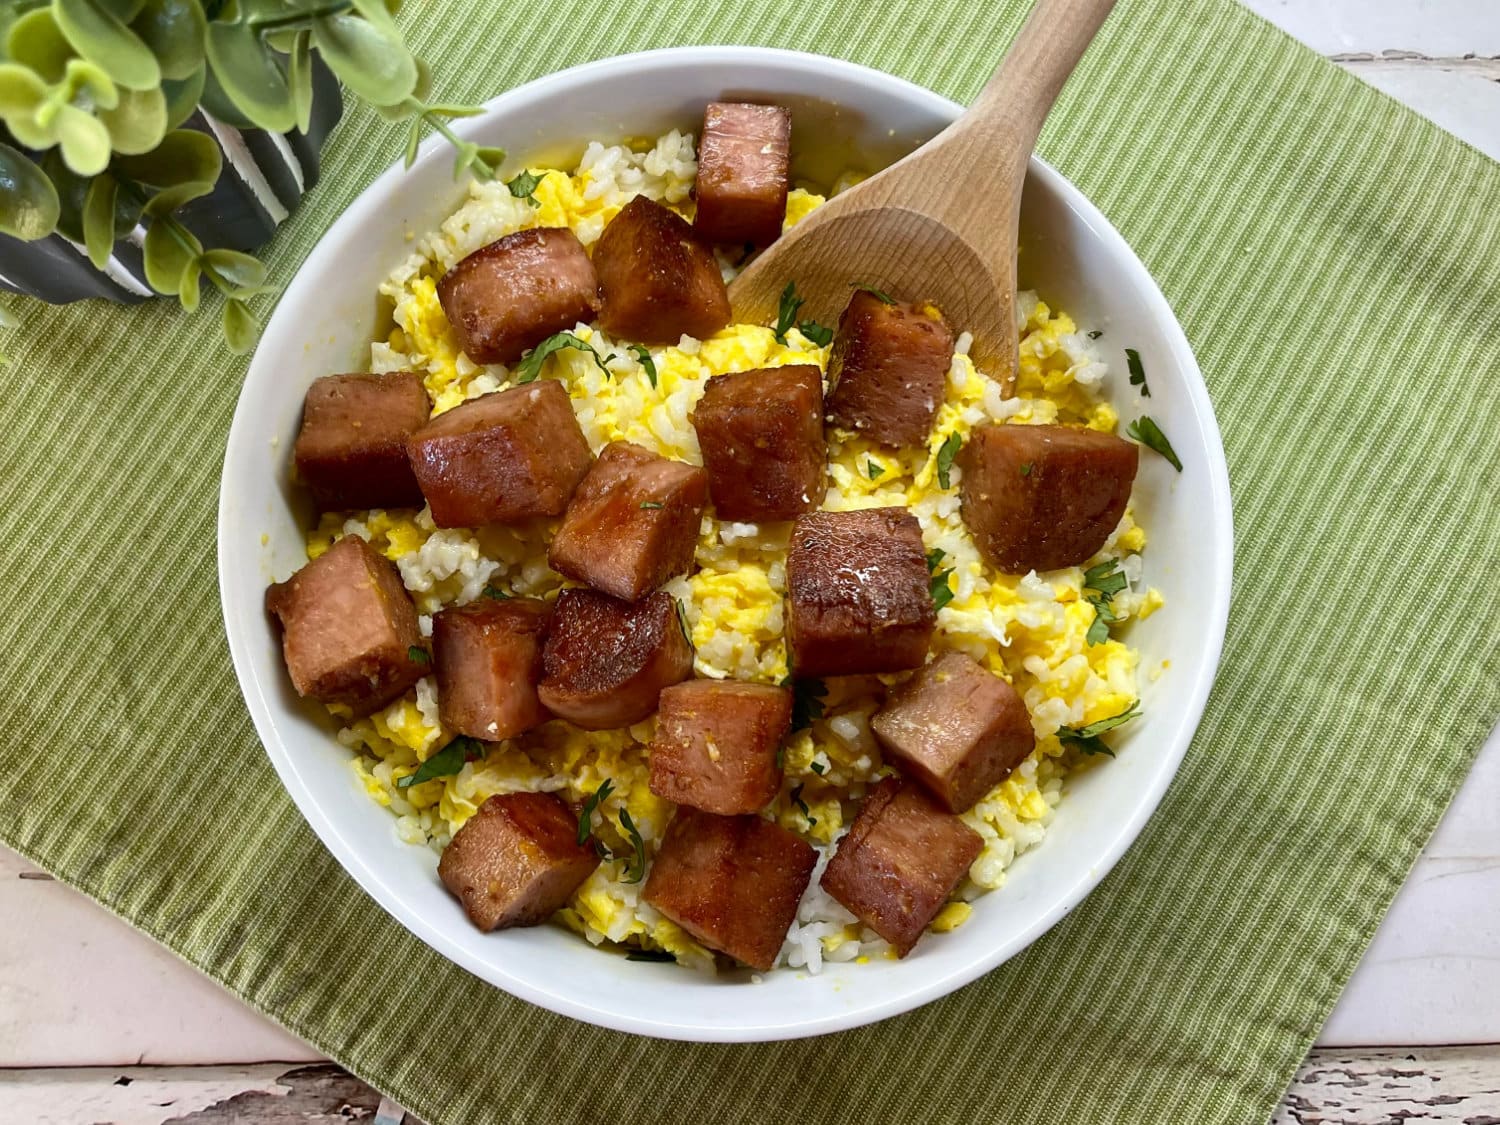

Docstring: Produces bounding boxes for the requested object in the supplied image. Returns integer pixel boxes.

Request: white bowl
[218,46,1233,1042]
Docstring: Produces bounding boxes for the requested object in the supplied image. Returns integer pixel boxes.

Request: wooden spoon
[728,0,1118,391]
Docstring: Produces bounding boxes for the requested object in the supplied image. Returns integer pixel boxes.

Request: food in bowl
[263,100,1165,974]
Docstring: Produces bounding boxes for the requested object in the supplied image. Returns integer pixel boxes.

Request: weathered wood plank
[1273,1046,1500,1125]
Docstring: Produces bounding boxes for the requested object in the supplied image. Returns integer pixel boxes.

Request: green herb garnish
[791,785,817,827]
[1020,463,1033,477]
[1087,330,1103,340]
[506,170,544,206]
[397,736,482,789]
[617,808,647,884]
[640,501,664,510]
[481,584,510,601]
[774,281,805,345]
[810,760,826,776]
[1126,348,1150,397]
[784,676,828,734]
[675,598,693,645]
[930,566,955,611]
[627,344,657,388]
[513,331,610,384]
[935,432,963,489]
[1127,416,1183,472]
[407,645,429,664]
[1082,559,1127,646]
[1057,700,1142,757]
[926,547,947,573]
[626,948,677,963]
[851,282,896,304]
[798,320,834,347]
[866,460,883,480]
[577,778,615,845]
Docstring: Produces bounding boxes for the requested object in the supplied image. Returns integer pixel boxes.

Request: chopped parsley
[625,948,677,962]
[810,760,826,776]
[1126,348,1150,397]
[935,432,963,489]
[617,807,646,884]
[1057,700,1142,757]
[926,547,947,573]
[774,281,804,345]
[784,676,827,734]
[798,320,834,347]
[1082,559,1128,645]
[675,598,693,645]
[791,784,817,827]
[866,460,883,480]
[1087,329,1103,340]
[505,170,544,206]
[576,778,615,845]
[628,343,657,388]
[407,645,429,664]
[513,331,610,384]
[1127,416,1183,472]
[930,565,956,611]
[639,501,664,510]
[481,583,510,600]
[851,282,896,304]
[397,735,482,789]
[1020,462,1034,477]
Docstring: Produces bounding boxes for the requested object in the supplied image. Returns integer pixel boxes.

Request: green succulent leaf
[141,177,211,215]
[130,0,204,80]
[196,58,256,129]
[115,126,220,187]
[160,61,203,129]
[54,102,110,172]
[286,28,311,134]
[53,0,162,91]
[200,246,263,288]
[221,296,257,354]
[0,141,61,239]
[0,62,48,117]
[81,169,117,265]
[40,147,87,239]
[178,253,200,309]
[8,8,73,83]
[401,113,420,166]
[349,0,401,38]
[204,18,295,132]
[98,81,166,151]
[310,11,414,107]
[141,214,196,292]
[61,57,119,110]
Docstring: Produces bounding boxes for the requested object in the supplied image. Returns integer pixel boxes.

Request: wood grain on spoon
[728,0,1118,392]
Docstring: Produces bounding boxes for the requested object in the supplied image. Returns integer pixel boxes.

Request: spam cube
[693,102,792,247]
[293,371,430,511]
[690,364,826,522]
[785,507,935,677]
[819,778,982,957]
[547,441,709,602]
[406,381,592,528]
[594,196,731,344]
[436,228,600,365]
[871,652,1035,813]
[649,680,792,814]
[537,589,693,730]
[432,597,552,740]
[264,535,429,716]
[438,793,600,931]
[958,423,1138,573]
[826,290,954,447]
[642,808,816,971]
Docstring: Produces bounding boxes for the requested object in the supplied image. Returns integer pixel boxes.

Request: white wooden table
[4,3,1498,1120]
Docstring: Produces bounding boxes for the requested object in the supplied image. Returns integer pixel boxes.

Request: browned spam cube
[594,196,731,344]
[785,507,936,677]
[264,535,428,717]
[690,364,826,522]
[642,808,816,971]
[820,777,982,957]
[547,441,709,602]
[293,372,430,511]
[826,291,954,447]
[871,652,1036,813]
[648,680,792,814]
[432,597,552,741]
[958,423,1139,573]
[406,381,592,528]
[693,102,792,247]
[438,792,600,932]
[436,228,601,365]
[537,589,693,730]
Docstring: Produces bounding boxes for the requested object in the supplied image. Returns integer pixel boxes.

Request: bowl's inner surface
[220,48,1229,1041]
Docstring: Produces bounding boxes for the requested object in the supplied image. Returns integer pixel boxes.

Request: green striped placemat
[2,1,1497,1122]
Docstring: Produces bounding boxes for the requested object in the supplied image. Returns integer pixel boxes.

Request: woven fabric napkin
[3,1,1498,1122]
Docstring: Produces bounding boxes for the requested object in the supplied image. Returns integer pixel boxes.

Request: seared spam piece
[643,808,816,971]
[593,196,731,344]
[785,507,936,677]
[537,588,693,729]
[690,364,826,522]
[820,777,982,957]
[958,423,1138,573]
[264,535,428,716]
[406,381,592,528]
[693,102,792,247]
[871,652,1036,813]
[436,228,600,365]
[648,680,792,814]
[548,441,709,602]
[293,372,430,511]
[826,290,954,447]
[438,792,600,931]
[432,598,552,740]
